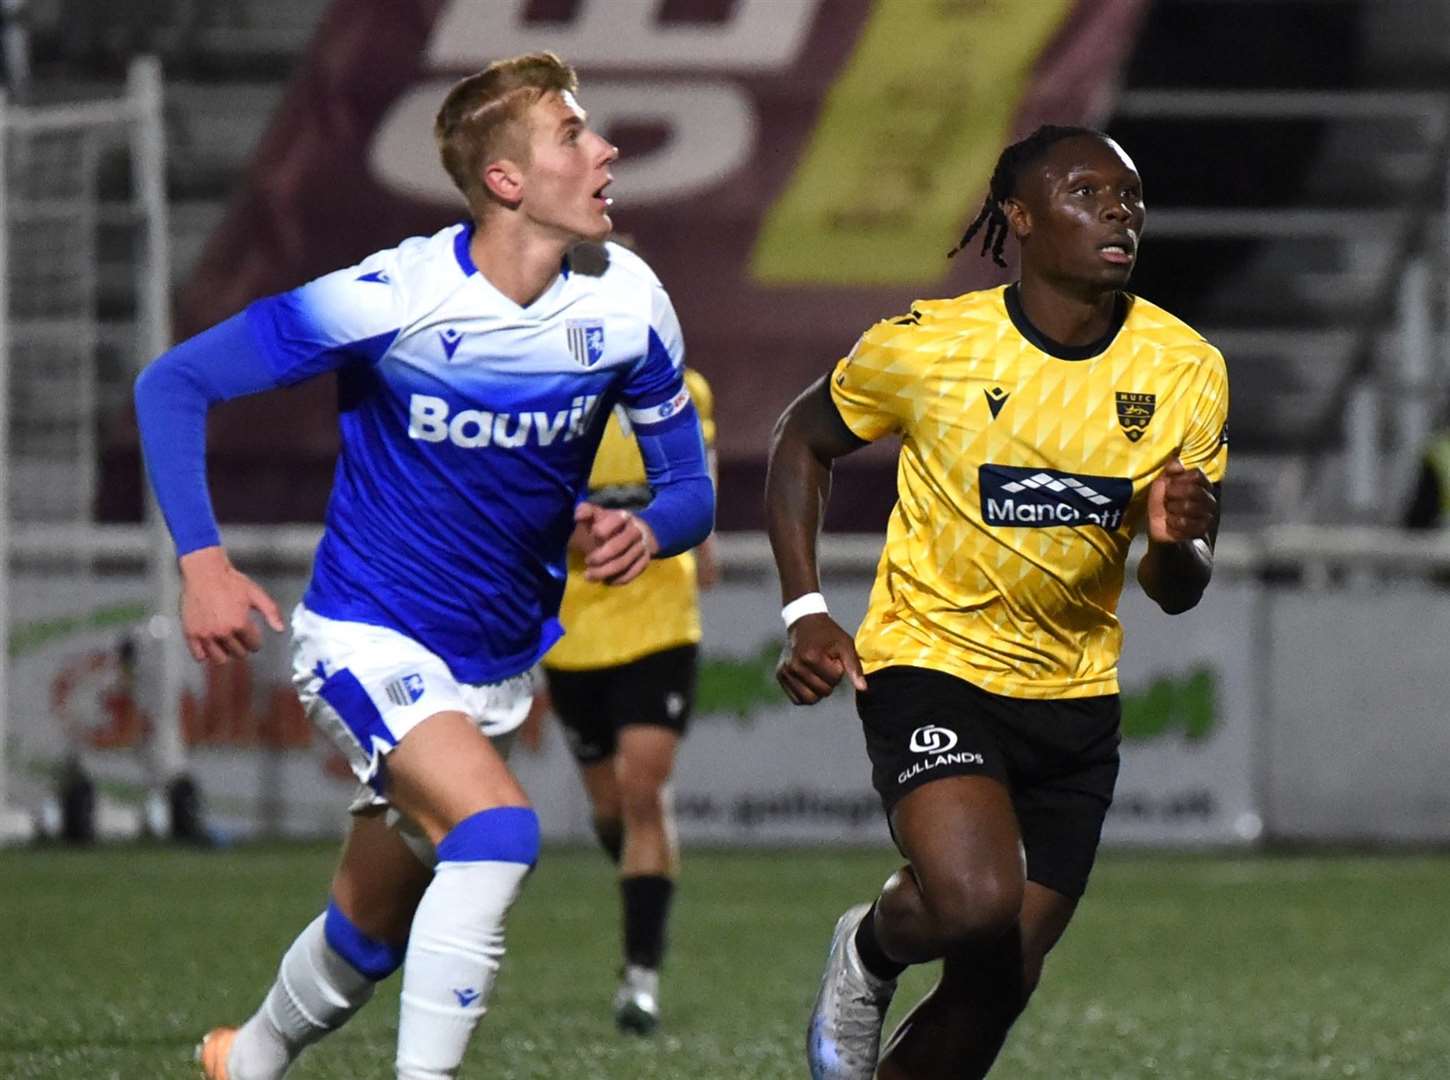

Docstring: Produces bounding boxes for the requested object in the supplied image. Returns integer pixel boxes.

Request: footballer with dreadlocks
[766,125,1228,1079]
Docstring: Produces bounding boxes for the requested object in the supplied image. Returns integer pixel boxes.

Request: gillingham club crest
[566,318,606,367]
[1115,391,1156,442]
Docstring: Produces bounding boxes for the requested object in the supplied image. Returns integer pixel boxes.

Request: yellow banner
[751,0,1074,286]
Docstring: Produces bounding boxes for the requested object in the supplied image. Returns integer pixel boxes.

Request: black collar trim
[1003,282,1128,361]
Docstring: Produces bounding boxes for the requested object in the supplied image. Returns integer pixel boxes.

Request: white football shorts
[291,604,534,813]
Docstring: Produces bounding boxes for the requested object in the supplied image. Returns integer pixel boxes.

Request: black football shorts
[543,643,698,765]
[859,665,1121,899]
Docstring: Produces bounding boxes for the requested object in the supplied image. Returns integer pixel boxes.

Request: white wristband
[782,592,829,628]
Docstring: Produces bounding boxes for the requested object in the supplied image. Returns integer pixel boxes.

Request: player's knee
[619,784,666,823]
[923,867,1023,949]
[324,898,408,981]
[412,807,542,950]
[616,766,668,822]
[436,805,541,875]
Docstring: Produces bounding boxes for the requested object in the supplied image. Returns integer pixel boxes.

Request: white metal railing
[0,57,173,845]
[1117,89,1448,131]
[14,525,1450,578]
[0,80,14,843]
[1148,207,1408,239]
[127,58,187,794]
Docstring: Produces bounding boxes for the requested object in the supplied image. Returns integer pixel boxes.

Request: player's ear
[482,158,524,207]
[1002,196,1031,241]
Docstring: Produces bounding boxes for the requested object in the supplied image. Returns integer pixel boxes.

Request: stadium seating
[1111,0,1450,525]
[24,0,1450,531]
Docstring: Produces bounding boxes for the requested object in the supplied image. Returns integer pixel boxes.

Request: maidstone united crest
[1115,391,1156,442]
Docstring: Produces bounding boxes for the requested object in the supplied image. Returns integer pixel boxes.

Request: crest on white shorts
[384,672,426,707]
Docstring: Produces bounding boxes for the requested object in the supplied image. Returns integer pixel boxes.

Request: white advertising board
[8,567,1260,846]
[662,574,1261,847]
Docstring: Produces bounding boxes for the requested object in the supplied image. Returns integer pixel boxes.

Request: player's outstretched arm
[1137,456,1220,614]
[766,376,870,704]
[134,312,296,663]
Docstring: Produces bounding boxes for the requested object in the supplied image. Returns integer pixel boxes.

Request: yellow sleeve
[828,316,924,443]
[684,368,716,448]
[1179,345,1229,484]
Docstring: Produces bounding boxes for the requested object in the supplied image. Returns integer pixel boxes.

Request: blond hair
[434,52,578,213]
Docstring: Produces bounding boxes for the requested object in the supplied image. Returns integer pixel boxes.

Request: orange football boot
[195,1026,238,1079]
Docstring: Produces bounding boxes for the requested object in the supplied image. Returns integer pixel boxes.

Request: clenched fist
[776,613,869,705]
[1146,457,1216,544]
[574,502,658,585]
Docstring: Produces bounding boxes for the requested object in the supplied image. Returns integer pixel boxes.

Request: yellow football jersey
[831,284,1228,699]
[545,368,716,671]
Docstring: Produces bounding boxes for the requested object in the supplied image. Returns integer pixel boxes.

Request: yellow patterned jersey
[830,284,1228,699]
[545,368,716,671]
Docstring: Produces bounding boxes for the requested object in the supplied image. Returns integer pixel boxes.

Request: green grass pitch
[4,844,1449,1078]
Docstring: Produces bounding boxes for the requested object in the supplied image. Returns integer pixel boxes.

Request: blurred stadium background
[3,1,1450,1076]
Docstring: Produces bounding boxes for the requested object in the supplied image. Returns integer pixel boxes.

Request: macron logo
[439,327,464,359]
[453,987,481,1007]
[408,393,602,450]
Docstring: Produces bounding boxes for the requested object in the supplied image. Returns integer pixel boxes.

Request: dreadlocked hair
[948,124,1105,266]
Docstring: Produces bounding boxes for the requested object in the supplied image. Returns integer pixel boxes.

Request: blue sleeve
[134,253,405,557]
[635,417,714,557]
[133,312,289,555]
[621,320,713,556]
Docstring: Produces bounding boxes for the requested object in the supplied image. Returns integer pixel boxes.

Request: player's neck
[469,219,571,308]
[1015,276,1121,347]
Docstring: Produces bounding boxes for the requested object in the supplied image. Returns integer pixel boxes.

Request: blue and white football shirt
[159,224,705,684]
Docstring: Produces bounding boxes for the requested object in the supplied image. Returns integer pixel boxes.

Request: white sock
[228,913,377,1080]
[395,859,531,1079]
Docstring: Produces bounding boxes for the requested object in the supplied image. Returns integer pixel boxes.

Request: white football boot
[613,964,660,1035]
[806,904,897,1080]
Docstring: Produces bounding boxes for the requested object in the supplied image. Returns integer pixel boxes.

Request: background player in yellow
[539,367,717,1034]
[766,126,1226,1079]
